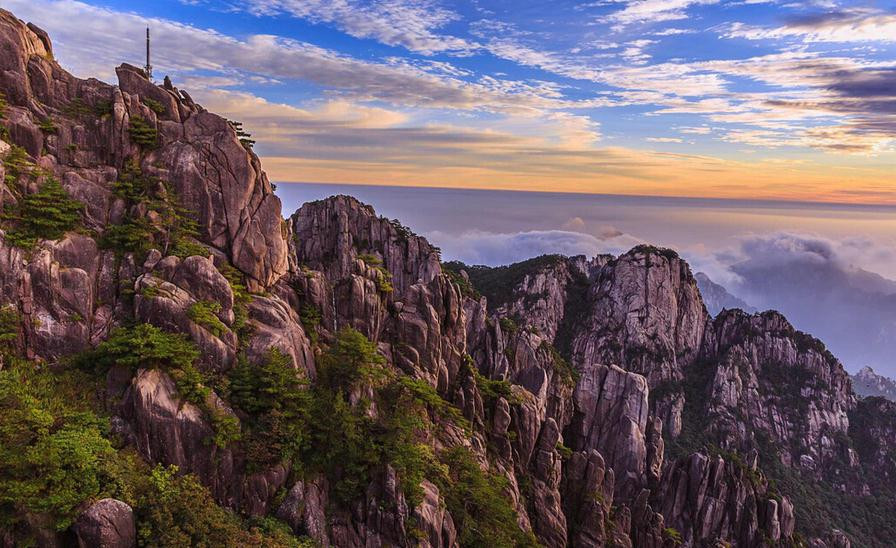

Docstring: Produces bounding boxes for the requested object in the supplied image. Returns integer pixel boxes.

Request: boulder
[72,498,136,548]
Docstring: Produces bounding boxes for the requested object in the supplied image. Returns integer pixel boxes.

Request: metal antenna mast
[144,27,153,81]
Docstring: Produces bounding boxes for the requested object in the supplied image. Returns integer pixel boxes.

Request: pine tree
[1,177,83,248]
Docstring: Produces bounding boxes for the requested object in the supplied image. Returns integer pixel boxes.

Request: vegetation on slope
[101,162,205,259]
[662,354,896,546]
[0,358,301,546]
[0,176,83,249]
[443,255,567,309]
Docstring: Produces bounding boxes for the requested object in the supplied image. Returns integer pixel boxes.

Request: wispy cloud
[726,9,896,43]
[243,0,478,55]
[608,0,720,26]
[427,228,642,266]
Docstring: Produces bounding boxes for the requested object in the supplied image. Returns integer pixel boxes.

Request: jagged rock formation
[851,366,896,401]
[0,9,892,548]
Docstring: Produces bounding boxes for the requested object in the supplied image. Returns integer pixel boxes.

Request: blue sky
[5,0,895,202]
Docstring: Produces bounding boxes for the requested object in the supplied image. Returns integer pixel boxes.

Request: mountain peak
[852,366,896,401]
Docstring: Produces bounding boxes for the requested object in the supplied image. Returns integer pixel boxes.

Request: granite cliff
[0,9,893,548]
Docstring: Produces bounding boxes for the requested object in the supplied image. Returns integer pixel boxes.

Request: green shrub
[89,323,199,373]
[85,324,240,447]
[230,350,306,418]
[358,254,394,293]
[0,305,19,355]
[94,100,113,118]
[62,97,94,118]
[663,527,683,545]
[628,244,679,261]
[103,452,301,547]
[0,358,289,546]
[0,92,6,119]
[208,411,242,449]
[442,264,480,299]
[555,442,573,460]
[188,301,227,337]
[2,144,35,185]
[169,361,211,407]
[112,160,154,201]
[445,255,567,308]
[228,350,307,463]
[0,361,115,531]
[128,116,158,149]
[141,97,167,115]
[375,270,394,293]
[128,464,294,547]
[227,120,255,150]
[299,304,320,345]
[103,163,205,259]
[99,216,155,255]
[216,263,251,340]
[316,327,387,392]
[1,177,83,248]
[499,317,518,335]
[302,329,387,502]
[301,328,461,507]
[358,253,382,265]
[470,365,518,404]
[539,340,579,386]
[38,117,57,134]
[391,376,469,429]
[437,446,539,547]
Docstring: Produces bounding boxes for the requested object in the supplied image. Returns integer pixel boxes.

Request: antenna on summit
[144,27,153,81]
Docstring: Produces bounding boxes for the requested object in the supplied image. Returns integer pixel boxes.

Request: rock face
[699,310,855,474]
[72,499,136,548]
[0,8,893,548]
[0,9,286,292]
[568,363,651,499]
[654,452,794,546]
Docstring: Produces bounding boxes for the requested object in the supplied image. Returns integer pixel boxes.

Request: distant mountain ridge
[694,272,756,315]
[852,366,896,401]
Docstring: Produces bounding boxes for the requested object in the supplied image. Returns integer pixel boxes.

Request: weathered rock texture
[72,499,136,548]
[0,9,891,548]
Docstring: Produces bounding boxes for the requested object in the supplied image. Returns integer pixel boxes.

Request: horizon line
[276,180,896,212]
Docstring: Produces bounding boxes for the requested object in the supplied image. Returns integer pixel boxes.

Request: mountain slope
[0,9,893,548]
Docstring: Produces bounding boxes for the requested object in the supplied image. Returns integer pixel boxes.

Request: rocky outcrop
[654,451,793,546]
[0,9,287,290]
[289,196,466,392]
[567,363,651,499]
[700,310,855,473]
[571,247,709,387]
[72,499,136,548]
[121,368,289,516]
[560,450,620,547]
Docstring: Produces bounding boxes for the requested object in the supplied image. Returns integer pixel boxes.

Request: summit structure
[144,27,152,80]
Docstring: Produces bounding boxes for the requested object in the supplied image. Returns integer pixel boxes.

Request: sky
[4,0,895,203]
